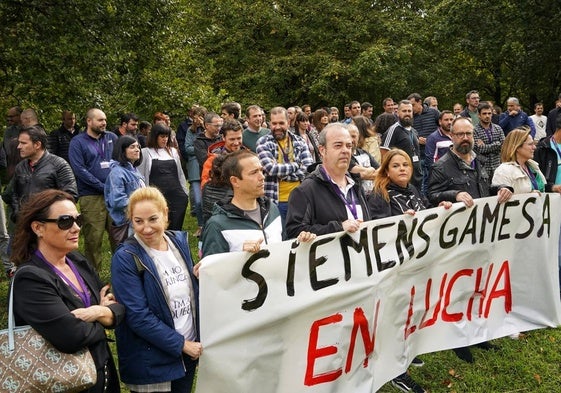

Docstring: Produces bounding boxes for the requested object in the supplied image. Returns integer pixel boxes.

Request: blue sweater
[499,111,536,138]
[69,131,118,196]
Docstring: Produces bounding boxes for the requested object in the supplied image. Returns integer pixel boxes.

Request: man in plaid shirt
[473,102,505,181]
[256,106,313,221]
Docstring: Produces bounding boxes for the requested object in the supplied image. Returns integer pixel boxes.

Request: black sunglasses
[40,214,83,230]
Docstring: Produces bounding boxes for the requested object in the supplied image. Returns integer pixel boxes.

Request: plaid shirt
[256,131,313,202]
[473,123,504,179]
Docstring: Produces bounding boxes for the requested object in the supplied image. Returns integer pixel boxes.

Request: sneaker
[391,372,426,393]
[410,356,424,367]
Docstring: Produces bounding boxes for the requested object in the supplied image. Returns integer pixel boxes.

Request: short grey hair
[506,97,520,105]
[269,106,288,120]
[318,123,347,146]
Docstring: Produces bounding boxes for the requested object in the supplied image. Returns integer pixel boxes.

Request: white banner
[195,194,561,393]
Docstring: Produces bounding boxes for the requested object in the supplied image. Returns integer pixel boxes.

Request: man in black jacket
[286,122,427,393]
[534,112,561,297]
[286,123,370,237]
[48,110,79,163]
[5,125,78,222]
[546,94,561,136]
[428,116,512,363]
[428,117,512,207]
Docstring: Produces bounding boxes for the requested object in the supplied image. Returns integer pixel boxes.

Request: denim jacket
[104,161,144,225]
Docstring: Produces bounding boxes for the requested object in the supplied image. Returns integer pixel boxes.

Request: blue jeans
[189,181,203,227]
[278,201,288,226]
[170,357,197,393]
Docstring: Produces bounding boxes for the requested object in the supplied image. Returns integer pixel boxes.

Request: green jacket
[201,196,283,257]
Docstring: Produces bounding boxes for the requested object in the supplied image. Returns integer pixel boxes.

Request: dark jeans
[130,357,197,393]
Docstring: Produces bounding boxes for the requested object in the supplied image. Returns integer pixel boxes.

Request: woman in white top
[138,124,189,230]
[492,126,546,194]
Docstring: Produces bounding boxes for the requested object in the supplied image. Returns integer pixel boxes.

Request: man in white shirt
[530,102,547,142]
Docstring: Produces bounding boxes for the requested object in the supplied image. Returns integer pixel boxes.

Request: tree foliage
[0,0,559,129]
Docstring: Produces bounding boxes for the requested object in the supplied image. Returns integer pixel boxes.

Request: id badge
[412,155,419,162]
[100,161,110,169]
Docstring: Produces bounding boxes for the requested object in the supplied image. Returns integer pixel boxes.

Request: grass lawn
[2,212,561,392]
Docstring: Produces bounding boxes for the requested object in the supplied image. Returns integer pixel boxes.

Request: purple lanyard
[522,165,539,191]
[482,126,493,142]
[88,136,105,158]
[320,166,358,219]
[35,250,92,307]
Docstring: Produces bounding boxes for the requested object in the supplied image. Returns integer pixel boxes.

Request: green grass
[3,213,561,392]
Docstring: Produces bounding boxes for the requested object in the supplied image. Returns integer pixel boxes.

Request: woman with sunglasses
[11,189,124,392]
[138,123,189,230]
[111,187,201,393]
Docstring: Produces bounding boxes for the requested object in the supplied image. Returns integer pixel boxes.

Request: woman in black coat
[11,189,125,393]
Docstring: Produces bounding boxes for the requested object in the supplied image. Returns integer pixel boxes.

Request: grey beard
[456,143,473,155]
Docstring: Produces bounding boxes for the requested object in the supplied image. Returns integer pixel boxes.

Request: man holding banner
[286,123,426,393]
[535,112,561,297]
[195,119,561,393]
[286,123,369,237]
[201,149,315,257]
[428,116,514,362]
[428,116,513,208]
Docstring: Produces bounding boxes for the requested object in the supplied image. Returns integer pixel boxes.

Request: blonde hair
[500,127,531,163]
[127,187,169,228]
[373,149,412,202]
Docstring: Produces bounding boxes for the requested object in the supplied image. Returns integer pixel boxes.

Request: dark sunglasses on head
[41,214,83,230]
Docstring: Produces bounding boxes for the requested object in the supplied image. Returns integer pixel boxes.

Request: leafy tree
[0,0,215,129]
[429,0,561,110]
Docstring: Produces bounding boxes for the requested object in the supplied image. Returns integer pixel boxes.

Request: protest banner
[195,194,561,392]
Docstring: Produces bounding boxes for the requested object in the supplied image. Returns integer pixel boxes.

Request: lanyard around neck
[35,250,91,307]
[320,166,358,219]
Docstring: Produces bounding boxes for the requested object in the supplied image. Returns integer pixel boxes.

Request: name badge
[100,161,110,169]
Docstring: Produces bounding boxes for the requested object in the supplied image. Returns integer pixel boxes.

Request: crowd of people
[3,90,561,393]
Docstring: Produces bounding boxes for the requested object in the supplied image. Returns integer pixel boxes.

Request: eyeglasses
[40,214,83,230]
[452,132,474,138]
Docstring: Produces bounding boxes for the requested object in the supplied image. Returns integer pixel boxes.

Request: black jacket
[368,183,427,219]
[47,124,79,162]
[286,165,370,238]
[13,251,125,392]
[6,151,78,220]
[428,148,500,205]
[534,136,558,191]
[194,134,221,172]
[201,183,233,225]
[546,107,560,136]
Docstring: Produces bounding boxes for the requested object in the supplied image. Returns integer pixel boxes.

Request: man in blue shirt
[499,97,536,137]
[69,108,117,270]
